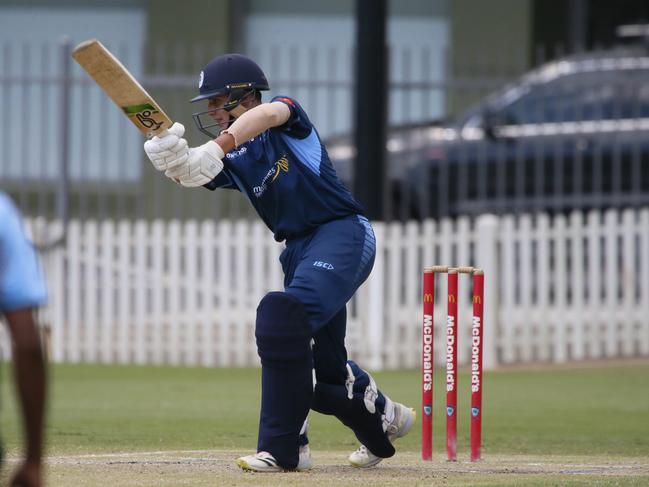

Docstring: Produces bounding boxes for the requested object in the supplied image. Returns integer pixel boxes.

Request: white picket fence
[2,209,648,370]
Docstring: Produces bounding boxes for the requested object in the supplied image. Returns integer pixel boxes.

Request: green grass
[1,361,649,457]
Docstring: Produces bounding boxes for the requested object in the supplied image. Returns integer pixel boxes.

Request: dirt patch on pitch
[3,450,649,486]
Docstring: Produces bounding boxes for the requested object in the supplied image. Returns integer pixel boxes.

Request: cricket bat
[72,39,172,138]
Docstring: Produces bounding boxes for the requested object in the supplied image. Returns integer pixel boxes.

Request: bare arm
[215,101,291,152]
[5,308,46,487]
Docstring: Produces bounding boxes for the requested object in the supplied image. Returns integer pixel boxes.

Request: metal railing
[2,38,647,225]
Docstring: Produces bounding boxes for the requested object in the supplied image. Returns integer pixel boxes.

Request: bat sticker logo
[135,110,164,131]
[123,104,164,132]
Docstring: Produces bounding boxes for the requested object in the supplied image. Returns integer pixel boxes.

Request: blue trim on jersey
[355,215,376,282]
[281,128,322,176]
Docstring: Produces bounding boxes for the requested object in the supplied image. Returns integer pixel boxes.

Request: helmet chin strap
[229,104,248,118]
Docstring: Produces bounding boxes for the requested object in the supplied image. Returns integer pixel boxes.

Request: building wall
[147,0,231,48]
[242,0,450,137]
[449,0,533,113]
[0,0,537,222]
[0,1,147,185]
[142,0,242,222]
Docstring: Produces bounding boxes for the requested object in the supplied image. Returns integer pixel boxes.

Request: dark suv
[331,45,649,220]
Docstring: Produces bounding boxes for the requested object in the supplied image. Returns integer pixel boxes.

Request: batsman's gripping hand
[143,122,189,172]
[165,141,225,187]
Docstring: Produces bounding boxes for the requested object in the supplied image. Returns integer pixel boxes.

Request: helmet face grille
[191,88,258,138]
[192,110,227,139]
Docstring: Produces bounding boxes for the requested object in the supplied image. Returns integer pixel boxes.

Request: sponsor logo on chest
[253,155,289,198]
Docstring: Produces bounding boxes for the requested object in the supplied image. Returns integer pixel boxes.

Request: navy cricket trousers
[280,214,375,383]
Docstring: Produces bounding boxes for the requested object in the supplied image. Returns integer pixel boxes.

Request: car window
[636,73,649,117]
[498,68,649,124]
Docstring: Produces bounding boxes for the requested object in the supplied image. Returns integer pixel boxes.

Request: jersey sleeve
[271,96,313,139]
[0,195,48,312]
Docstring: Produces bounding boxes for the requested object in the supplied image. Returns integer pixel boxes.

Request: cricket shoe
[348,402,416,468]
[236,444,313,472]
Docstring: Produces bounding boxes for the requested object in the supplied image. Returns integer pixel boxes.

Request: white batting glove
[165,140,225,187]
[143,122,189,172]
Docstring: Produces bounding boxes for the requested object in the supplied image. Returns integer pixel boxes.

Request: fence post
[43,219,65,362]
[476,214,499,370]
[367,222,385,370]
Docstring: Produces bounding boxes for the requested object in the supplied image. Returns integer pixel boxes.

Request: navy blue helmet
[191,53,269,103]
[191,53,270,137]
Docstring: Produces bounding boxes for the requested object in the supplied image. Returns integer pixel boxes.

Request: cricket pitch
[3,450,648,486]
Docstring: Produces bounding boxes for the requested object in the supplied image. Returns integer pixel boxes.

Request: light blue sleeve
[281,129,323,176]
[0,194,48,312]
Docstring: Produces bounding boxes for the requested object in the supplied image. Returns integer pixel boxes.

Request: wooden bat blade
[72,39,172,137]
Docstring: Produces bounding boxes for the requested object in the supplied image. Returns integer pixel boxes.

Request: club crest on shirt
[253,155,289,198]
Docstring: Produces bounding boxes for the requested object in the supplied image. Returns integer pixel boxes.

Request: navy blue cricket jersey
[204,96,364,241]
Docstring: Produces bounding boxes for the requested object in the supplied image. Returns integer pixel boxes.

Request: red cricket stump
[421,268,435,461]
[470,270,485,462]
[446,269,458,461]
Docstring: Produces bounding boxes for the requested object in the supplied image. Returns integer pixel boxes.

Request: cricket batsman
[143,53,414,472]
